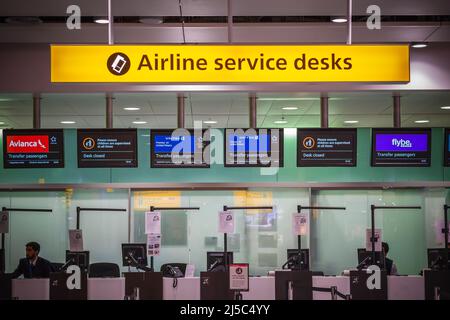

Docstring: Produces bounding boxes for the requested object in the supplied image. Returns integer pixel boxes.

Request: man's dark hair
[26,242,40,253]
[382,242,389,254]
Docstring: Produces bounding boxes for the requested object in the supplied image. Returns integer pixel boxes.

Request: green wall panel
[0,128,448,184]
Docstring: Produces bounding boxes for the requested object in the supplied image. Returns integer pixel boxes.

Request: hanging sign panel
[297,128,357,167]
[77,129,137,168]
[51,45,410,83]
[2,129,64,168]
[371,128,431,167]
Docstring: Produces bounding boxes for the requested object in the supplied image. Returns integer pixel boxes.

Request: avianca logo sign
[7,135,49,153]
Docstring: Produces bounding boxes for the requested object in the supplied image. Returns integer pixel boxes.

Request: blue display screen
[228,134,271,152]
[153,134,195,153]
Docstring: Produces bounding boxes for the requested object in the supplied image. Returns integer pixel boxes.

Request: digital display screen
[297,128,357,167]
[224,128,283,167]
[371,128,431,167]
[151,129,210,168]
[2,129,64,168]
[77,129,137,168]
[445,128,450,167]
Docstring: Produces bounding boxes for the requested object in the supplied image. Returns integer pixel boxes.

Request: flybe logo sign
[7,136,49,153]
[391,138,412,148]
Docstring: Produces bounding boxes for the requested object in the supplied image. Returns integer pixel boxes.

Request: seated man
[382,242,398,276]
[11,242,52,279]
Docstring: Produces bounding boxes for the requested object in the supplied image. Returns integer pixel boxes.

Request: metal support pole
[393,95,401,128]
[227,0,233,43]
[249,95,257,128]
[33,94,41,129]
[224,233,228,270]
[108,0,113,45]
[76,206,81,229]
[177,94,185,128]
[320,96,329,128]
[106,94,114,129]
[346,0,353,45]
[444,205,449,269]
[371,205,376,263]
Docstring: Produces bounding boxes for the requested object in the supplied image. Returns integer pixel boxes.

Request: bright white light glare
[282,107,299,110]
[124,107,141,111]
[60,121,76,124]
[332,18,348,23]
[94,19,109,24]
[414,120,430,124]
[441,106,450,110]
[344,120,359,124]
[412,43,428,49]
[274,120,288,124]
[203,120,217,124]
[0,122,5,125]
[133,121,147,124]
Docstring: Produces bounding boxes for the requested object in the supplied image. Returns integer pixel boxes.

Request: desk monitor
[357,248,386,270]
[428,248,450,270]
[207,252,234,272]
[286,249,310,271]
[65,250,90,272]
[122,243,148,267]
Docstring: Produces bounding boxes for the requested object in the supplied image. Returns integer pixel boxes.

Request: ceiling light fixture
[274,117,288,124]
[332,17,348,23]
[203,120,217,124]
[60,121,76,124]
[133,121,147,124]
[94,18,109,24]
[124,107,141,111]
[411,43,428,49]
[344,120,359,124]
[441,106,450,110]
[282,107,299,110]
[414,120,430,124]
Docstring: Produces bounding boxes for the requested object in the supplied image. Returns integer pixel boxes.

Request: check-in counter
[10,275,427,300]
[387,276,424,300]
[88,278,125,300]
[12,279,50,300]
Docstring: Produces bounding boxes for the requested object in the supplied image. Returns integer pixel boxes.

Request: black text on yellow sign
[51,45,410,83]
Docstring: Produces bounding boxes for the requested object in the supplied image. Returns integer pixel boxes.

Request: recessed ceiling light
[133,121,147,124]
[203,120,217,124]
[139,17,163,25]
[411,43,428,49]
[124,107,141,111]
[414,120,430,124]
[60,121,76,124]
[441,106,450,110]
[94,18,109,24]
[344,120,359,124]
[274,120,288,124]
[282,107,298,110]
[0,122,5,125]
[332,18,348,23]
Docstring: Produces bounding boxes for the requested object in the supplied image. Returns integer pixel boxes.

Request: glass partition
[1,187,447,276]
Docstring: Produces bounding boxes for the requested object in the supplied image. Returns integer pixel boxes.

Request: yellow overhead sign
[51,45,410,83]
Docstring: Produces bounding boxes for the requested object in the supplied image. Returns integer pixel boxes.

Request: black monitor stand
[123,271,163,300]
[200,271,234,300]
[424,269,450,300]
[49,271,88,300]
[275,270,313,300]
[349,270,387,300]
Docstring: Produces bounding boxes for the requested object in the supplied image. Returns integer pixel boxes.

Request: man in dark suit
[382,242,398,276]
[11,242,52,279]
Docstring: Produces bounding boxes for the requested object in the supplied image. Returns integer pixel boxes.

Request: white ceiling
[2,0,450,16]
[0,92,449,129]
